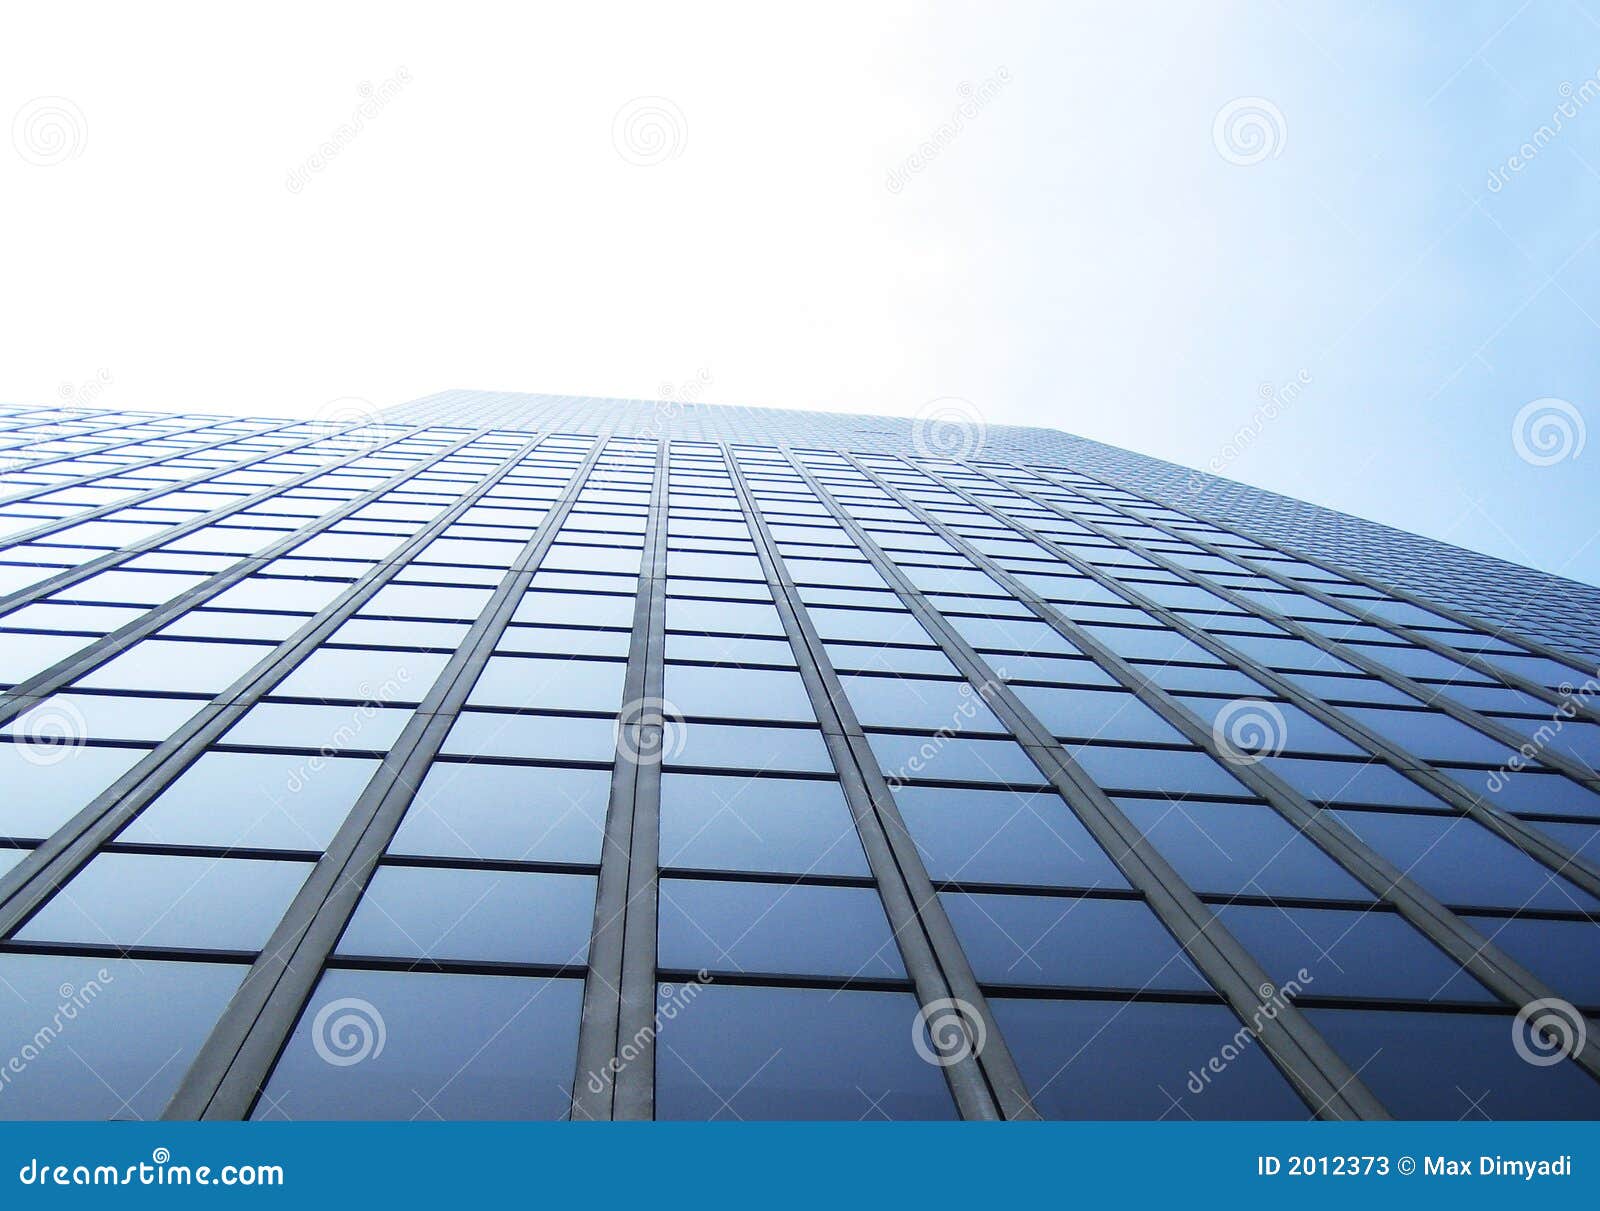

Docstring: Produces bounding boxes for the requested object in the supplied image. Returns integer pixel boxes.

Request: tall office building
[0,391,1596,1122]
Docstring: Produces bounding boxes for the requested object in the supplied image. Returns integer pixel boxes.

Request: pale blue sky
[5,1,1598,585]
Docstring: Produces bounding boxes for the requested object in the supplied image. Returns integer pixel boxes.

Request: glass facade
[0,395,1596,1122]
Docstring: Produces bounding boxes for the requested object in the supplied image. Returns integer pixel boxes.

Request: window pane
[994,997,1308,1120]
[658,878,902,979]
[659,773,868,876]
[119,752,378,851]
[654,984,956,1120]
[1308,1008,1600,1119]
[942,891,1209,992]
[895,785,1129,889]
[0,955,245,1121]
[1,743,148,839]
[256,969,582,1120]
[389,761,608,864]
[16,853,310,951]
[336,867,595,965]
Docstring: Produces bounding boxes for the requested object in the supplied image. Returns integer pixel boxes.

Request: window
[942,891,1209,992]
[336,867,595,965]
[994,998,1308,1119]
[659,773,867,876]
[121,752,378,851]
[1216,904,1496,1003]
[16,853,311,951]
[658,878,902,979]
[389,761,609,864]
[0,956,245,1121]
[467,655,626,713]
[895,785,1129,889]
[1308,1008,1600,1119]
[653,984,956,1121]
[256,969,582,1120]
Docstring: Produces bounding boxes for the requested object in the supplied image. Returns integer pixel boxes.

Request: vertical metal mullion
[0,431,496,725]
[880,456,1600,1085]
[800,449,1390,1121]
[1054,464,1600,687]
[573,438,669,1121]
[0,425,432,611]
[0,429,527,927]
[164,434,614,1120]
[972,466,1600,894]
[728,446,1019,1121]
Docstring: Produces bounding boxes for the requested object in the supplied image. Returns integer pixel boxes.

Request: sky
[4,1,1598,587]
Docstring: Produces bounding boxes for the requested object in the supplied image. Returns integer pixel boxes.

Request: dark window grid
[923,459,1600,1051]
[163,434,615,1122]
[956,466,1600,900]
[722,454,1060,1122]
[1054,463,1600,708]
[805,450,1467,1118]
[0,439,498,723]
[0,417,254,487]
[1096,510,1600,815]
[0,433,550,958]
[925,874,1598,927]
[0,427,439,617]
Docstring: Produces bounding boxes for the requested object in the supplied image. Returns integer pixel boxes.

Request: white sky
[5,2,1598,585]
